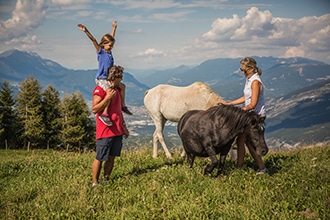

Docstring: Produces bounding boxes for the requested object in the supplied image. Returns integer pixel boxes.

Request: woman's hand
[217,101,229,106]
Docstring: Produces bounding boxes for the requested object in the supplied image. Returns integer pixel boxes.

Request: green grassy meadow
[1,145,329,219]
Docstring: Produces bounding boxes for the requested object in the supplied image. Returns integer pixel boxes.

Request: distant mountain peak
[0,49,44,62]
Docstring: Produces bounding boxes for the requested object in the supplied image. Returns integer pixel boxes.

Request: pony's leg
[216,154,227,177]
[204,145,218,175]
[187,153,195,168]
[217,141,235,176]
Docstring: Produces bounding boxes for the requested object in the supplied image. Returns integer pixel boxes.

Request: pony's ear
[250,117,257,126]
[259,116,266,124]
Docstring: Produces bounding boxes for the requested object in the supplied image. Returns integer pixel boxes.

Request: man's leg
[92,159,102,185]
[103,156,115,179]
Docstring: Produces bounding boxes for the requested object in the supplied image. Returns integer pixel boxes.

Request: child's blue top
[96,48,114,79]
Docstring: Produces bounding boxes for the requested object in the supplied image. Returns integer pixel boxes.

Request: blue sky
[0,0,329,72]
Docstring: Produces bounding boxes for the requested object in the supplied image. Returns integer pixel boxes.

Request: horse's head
[244,113,268,156]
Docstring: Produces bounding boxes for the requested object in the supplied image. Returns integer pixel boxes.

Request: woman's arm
[227,96,245,105]
[218,96,245,106]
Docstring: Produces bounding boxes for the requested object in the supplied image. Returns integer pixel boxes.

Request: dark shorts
[95,136,123,161]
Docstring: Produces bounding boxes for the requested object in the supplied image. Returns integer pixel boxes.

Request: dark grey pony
[177,105,268,177]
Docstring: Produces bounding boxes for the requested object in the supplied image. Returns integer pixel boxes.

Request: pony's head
[244,112,268,156]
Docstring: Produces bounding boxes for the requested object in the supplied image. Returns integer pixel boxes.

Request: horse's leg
[204,145,218,175]
[180,150,186,159]
[157,117,172,159]
[152,116,172,159]
[152,130,159,158]
[151,113,162,158]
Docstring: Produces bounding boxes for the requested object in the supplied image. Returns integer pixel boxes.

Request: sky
[0,0,329,72]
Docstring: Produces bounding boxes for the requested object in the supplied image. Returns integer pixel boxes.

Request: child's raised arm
[110,21,117,38]
[77,24,101,52]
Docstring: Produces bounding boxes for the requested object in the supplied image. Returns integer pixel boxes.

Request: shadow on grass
[129,160,185,176]
[114,152,299,180]
[231,153,299,176]
[113,156,185,180]
[264,153,298,175]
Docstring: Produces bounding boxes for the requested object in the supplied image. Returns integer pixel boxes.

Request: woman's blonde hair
[240,57,262,76]
[99,34,115,48]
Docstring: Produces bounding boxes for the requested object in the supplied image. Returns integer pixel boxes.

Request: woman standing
[220,57,267,174]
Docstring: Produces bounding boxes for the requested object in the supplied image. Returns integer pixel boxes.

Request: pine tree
[41,85,62,149]
[60,91,94,151]
[16,77,45,149]
[0,81,20,149]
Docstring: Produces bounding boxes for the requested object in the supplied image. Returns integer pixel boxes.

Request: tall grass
[1,145,329,219]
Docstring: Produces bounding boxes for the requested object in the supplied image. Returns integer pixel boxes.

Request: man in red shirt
[91,65,129,187]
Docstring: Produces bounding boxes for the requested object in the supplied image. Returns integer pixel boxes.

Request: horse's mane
[211,105,258,129]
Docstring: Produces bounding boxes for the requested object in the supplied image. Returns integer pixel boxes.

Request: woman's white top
[244,73,266,117]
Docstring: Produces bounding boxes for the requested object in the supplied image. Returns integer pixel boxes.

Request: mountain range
[0,49,149,106]
[1,49,329,149]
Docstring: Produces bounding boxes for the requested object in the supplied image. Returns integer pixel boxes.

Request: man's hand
[105,87,116,101]
[123,127,129,139]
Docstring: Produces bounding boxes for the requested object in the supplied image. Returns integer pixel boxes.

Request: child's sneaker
[99,114,112,126]
[256,168,268,175]
[122,106,133,115]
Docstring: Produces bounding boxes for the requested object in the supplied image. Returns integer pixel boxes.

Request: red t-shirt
[92,86,127,140]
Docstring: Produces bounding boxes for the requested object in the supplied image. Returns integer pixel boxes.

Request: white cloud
[0,0,47,41]
[110,0,182,10]
[202,14,241,41]
[1,1,329,70]
[195,7,330,62]
[284,46,305,58]
[151,10,193,22]
[136,48,165,57]
[51,0,90,5]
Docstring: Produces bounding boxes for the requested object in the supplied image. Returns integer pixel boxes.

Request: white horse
[144,82,225,158]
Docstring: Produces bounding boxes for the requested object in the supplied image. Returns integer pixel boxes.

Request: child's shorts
[95,78,111,91]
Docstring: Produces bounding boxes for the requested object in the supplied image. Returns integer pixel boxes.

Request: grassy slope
[0,145,329,220]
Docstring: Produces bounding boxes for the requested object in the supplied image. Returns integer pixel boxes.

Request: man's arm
[92,88,116,114]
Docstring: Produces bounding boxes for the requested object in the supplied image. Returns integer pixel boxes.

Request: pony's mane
[212,105,257,129]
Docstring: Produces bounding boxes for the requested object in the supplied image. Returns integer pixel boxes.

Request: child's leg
[119,82,126,107]
[119,82,133,115]
[96,79,112,126]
